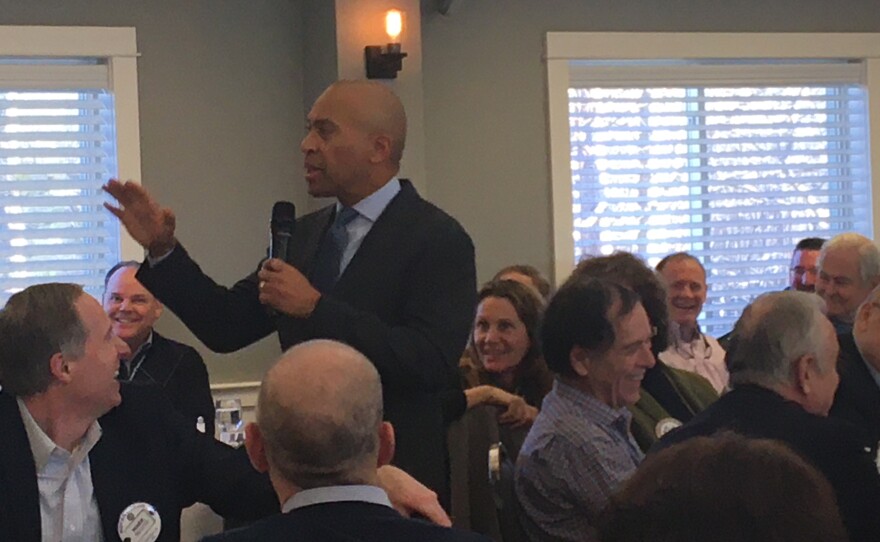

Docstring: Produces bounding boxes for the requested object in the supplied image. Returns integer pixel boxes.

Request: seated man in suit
[104,260,215,435]
[203,339,489,542]
[0,283,452,542]
[656,291,880,542]
[515,277,654,542]
[816,233,880,334]
[830,285,880,448]
[0,283,277,542]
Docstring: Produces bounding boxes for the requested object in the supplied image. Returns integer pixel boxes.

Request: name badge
[117,502,161,542]
[654,417,683,439]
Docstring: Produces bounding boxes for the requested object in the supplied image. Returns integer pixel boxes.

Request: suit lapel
[334,181,419,292]
[0,394,43,542]
[294,205,334,276]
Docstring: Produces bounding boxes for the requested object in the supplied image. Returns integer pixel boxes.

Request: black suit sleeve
[136,245,275,353]
[154,390,277,519]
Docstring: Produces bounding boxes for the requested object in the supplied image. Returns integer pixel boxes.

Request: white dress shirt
[17,399,104,542]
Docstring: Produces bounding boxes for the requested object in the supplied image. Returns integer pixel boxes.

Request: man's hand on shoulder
[103,179,177,258]
[257,259,322,318]
[376,465,451,527]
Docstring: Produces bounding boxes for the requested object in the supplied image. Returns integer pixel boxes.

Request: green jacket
[629,362,719,452]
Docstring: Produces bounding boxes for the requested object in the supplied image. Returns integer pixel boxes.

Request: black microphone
[270,201,296,263]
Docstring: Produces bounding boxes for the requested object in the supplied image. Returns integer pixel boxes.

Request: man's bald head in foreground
[246,340,394,498]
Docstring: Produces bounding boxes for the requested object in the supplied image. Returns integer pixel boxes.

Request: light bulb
[385,9,403,42]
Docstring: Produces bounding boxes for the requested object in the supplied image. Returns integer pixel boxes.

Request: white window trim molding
[545,32,880,286]
[0,25,143,260]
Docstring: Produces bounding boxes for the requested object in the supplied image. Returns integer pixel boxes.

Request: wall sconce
[365,9,408,79]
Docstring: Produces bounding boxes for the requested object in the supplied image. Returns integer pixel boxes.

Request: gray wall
[420,0,880,286]
[7,0,880,382]
[0,0,305,382]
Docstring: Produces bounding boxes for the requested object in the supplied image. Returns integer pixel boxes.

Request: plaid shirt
[515,379,643,542]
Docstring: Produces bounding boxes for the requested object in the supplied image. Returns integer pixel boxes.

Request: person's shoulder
[395,180,471,236]
[662,362,718,395]
[199,513,289,542]
[385,514,493,542]
[150,331,201,357]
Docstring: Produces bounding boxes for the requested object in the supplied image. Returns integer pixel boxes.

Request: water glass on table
[215,398,245,447]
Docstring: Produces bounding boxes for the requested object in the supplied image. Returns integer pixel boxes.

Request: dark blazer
[137,180,477,500]
[655,385,880,542]
[132,331,216,436]
[201,501,491,542]
[0,386,277,542]
[830,332,880,448]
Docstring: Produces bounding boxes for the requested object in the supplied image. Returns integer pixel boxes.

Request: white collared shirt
[281,484,393,514]
[17,399,104,542]
[658,322,729,394]
[336,177,401,275]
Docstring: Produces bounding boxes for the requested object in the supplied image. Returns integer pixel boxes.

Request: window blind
[0,59,120,305]
[568,59,872,335]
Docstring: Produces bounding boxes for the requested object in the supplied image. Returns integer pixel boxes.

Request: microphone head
[271,201,296,227]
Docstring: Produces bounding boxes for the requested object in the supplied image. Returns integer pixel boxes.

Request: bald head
[256,340,385,489]
[321,80,407,164]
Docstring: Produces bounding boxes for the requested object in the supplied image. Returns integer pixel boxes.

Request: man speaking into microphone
[104,80,477,503]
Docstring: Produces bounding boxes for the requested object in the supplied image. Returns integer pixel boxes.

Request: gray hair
[256,340,384,489]
[727,291,830,389]
[0,283,87,397]
[819,233,880,283]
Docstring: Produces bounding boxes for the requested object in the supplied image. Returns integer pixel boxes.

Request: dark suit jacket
[830,332,880,449]
[137,180,477,500]
[132,331,215,436]
[0,386,277,542]
[655,385,880,542]
[201,501,491,542]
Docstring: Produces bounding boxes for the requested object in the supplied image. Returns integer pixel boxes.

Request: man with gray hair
[202,340,489,542]
[816,232,880,334]
[655,291,880,542]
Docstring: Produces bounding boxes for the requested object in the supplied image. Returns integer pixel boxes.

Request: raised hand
[103,179,177,257]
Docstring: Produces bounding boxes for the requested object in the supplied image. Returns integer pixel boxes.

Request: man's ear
[377,421,395,468]
[793,354,814,395]
[370,133,393,164]
[49,352,72,384]
[244,422,270,473]
[570,346,590,377]
[855,302,872,333]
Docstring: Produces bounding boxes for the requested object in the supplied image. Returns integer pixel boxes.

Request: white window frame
[546,32,880,285]
[0,25,143,262]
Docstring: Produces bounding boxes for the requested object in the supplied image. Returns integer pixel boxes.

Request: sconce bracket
[365,44,408,79]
